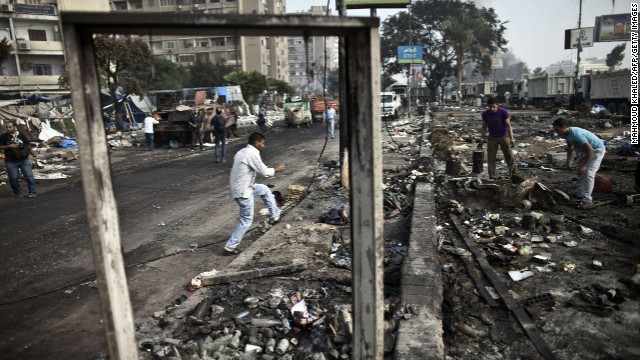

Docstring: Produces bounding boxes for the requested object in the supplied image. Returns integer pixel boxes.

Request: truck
[282,100,312,128]
[526,70,631,115]
[527,74,575,108]
[380,92,401,120]
[308,95,340,121]
[582,69,631,116]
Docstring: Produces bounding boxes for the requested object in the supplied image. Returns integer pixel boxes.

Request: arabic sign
[397,46,422,64]
[564,27,594,49]
[13,3,57,15]
[595,13,632,42]
[346,0,411,9]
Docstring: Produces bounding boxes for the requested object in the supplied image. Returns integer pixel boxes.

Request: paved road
[0,122,339,359]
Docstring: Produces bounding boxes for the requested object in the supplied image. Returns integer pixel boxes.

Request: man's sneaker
[576,202,594,209]
[223,246,242,255]
[28,193,37,198]
[269,216,280,225]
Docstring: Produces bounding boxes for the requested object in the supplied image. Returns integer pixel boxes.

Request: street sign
[397,46,422,64]
[346,0,411,9]
[564,27,594,49]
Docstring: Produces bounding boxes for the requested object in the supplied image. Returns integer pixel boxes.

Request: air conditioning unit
[18,41,31,50]
[1,4,14,12]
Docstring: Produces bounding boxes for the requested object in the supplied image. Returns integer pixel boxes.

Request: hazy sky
[285,0,633,70]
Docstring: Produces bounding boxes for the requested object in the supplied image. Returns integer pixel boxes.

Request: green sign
[346,0,411,9]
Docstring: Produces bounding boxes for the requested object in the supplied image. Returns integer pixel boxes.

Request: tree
[93,35,153,129]
[443,5,507,106]
[380,0,506,103]
[605,43,626,70]
[267,78,296,98]
[186,60,234,88]
[532,67,545,76]
[0,37,14,76]
[223,71,267,105]
[130,57,185,91]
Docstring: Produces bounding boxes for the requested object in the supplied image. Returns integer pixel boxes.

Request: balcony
[13,40,64,54]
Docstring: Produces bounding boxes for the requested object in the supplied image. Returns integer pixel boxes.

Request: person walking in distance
[552,118,606,209]
[0,120,38,198]
[212,108,227,163]
[143,113,159,150]
[477,97,516,180]
[324,104,336,139]
[257,102,268,132]
[223,132,286,255]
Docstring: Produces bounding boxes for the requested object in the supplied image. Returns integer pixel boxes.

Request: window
[210,0,220,2]
[150,41,163,50]
[193,0,206,4]
[148,0,155,6]
[163,40,177,49]
[176,0,190,4]
[178,54,195,62]
[113,1,128,10]
[160,0,175,6]
[196,52,209,62]
[26,0,41,4]
[130,0,143,9]
[33,64,53,76]
[196,38,209,47]
[210,37,225,46]
[28,29,47,41]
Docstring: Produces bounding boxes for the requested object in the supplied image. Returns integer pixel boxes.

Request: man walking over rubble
[552,118,605,209]
[223,132,286,255]
[478,97,516,180]
[1,120,38,198]
[143,113,159,150]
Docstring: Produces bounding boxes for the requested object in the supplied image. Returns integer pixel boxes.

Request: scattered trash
[508,270,534,281]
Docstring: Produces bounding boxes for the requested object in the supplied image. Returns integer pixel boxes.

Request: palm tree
[443,12,500,107]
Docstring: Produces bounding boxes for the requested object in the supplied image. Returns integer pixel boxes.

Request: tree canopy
[380,0,507,102]
[131,57,186,91]
[267,78,296,98]
[93,35,153,129]
[605,43,626,70]
[187,60,235,88]
[223,71,268,105]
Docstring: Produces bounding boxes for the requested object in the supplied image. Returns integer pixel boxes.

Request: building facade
[287,5,339,96]
[0,0,108,92]
[109,0,289,83]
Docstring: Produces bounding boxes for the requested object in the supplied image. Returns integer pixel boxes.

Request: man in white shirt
[143,113,160,150]
[324,105,336,139]
[224,132,286,255]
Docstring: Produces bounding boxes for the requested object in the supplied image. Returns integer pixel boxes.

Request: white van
[380,92,401,120]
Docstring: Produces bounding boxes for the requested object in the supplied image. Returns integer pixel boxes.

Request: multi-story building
[0,0,108,92]
[287,5,339,96]
[545,57,610,76]
[109,0,289,83]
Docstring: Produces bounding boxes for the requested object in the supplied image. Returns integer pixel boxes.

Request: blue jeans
[6,158,37,196]
[326,118,335,138]
[576,147,605,204]
[145,133,155,150]
[214,132,226,159]
[225,184,281,249]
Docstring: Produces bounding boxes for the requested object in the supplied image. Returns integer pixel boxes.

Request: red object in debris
[593,173,612,193]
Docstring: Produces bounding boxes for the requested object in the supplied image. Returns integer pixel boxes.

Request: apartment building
[109,0,289,83]
[0,0,108,92]
[287,6,339,95]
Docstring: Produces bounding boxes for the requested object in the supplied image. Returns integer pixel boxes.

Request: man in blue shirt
[478,97,516,180]
[552,118,605,208]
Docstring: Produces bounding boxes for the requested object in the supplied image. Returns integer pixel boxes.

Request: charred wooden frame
[60,12,383,359]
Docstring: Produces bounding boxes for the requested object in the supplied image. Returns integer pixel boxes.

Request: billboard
[595,13,632,42]
[397,46,422,64]
[346,0,411,9]
[564,27,594,49]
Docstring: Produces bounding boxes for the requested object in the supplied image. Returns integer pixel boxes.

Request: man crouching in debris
[478,97,516,180]
[223,132,286,255]
[552,118,605,209]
